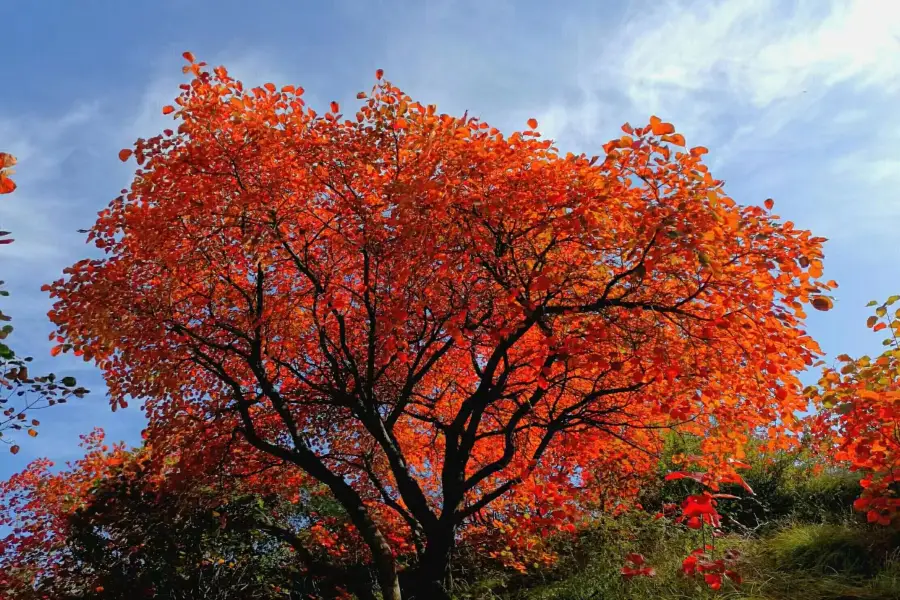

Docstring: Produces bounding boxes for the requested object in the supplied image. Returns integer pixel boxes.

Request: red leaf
[704,573,722,590]
[625,553,645,566]
[0,176,16,194]
[665,471,706,484]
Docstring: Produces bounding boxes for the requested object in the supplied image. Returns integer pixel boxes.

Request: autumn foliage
[809,298,900,526]
[35,54,842,598]
[0,430,128,593]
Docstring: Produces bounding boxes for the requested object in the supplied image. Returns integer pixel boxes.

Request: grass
[454,519,900,600]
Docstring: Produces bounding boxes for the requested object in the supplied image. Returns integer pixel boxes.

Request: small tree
[809,297,900,527]
[0,432,381,599]
[45,55,833,598]
[0,152,84,454]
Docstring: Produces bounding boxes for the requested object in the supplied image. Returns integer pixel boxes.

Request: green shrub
[640,435,862,533]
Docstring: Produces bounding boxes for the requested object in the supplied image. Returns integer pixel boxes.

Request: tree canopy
[39,55,839,598]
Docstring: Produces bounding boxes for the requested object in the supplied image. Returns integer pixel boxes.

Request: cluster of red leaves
[681,547,742,590]
[648,468,749,590]
[0,152,15,194]
[664,468,750,530]
[809,297,900,526]
[621,552,656,579]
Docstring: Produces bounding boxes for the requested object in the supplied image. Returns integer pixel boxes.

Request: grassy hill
[455,519,900,600]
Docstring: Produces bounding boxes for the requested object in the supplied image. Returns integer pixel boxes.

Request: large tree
[45,54,833,598]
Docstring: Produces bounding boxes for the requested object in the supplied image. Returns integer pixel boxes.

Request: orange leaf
[162,105,175,115]
[182,51,195,63]
[10,445,19,455]
[330,101,340,113]
[118,149,133,162]
[527,118,538,130]
[764,198,774,210]
[376,69,384,80]
[650,116,675,135]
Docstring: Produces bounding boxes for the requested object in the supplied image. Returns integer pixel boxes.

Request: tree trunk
[320,494,401,600]
[373,548,403,600]
[404,531,454,600]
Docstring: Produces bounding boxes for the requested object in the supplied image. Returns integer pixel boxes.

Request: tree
[0,152,85,454]
[809,297,900,527]
[0,432,381,599]
[45,54,834,599]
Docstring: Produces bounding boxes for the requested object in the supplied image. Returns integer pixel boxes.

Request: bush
[640,435,862,533]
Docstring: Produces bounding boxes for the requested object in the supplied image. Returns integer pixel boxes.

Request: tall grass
[454,519,900,600]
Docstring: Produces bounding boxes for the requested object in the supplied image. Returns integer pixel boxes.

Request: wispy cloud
[533,0,900,149]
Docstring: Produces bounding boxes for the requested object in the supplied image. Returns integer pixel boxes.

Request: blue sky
[1,0,899,478]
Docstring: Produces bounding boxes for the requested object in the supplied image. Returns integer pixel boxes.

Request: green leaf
[867,300,879,307]
[836,402,854,415]
[876,306,887,318]
[60,376,77,387]
[887,295,900,306]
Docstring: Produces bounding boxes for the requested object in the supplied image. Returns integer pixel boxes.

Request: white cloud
[531,0,900,147]
[0,102,103,262]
